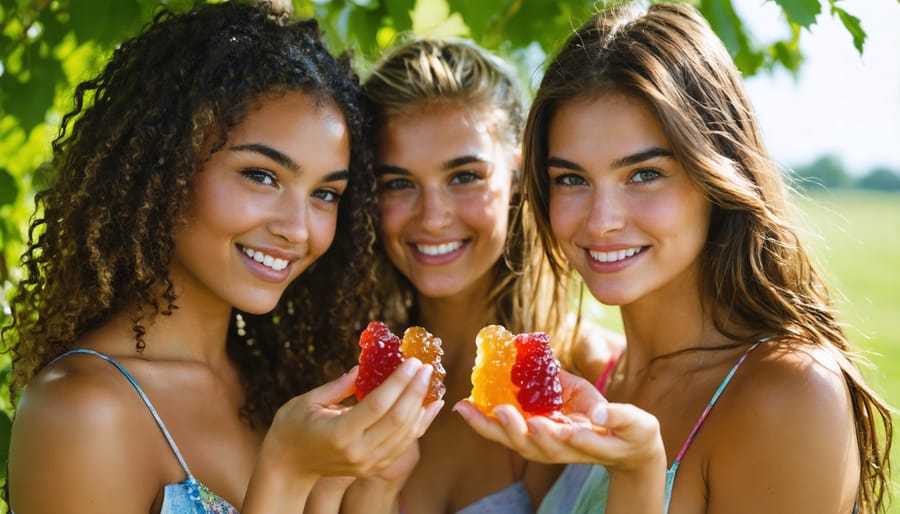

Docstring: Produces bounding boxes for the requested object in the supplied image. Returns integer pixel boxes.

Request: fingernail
[417,363,434,384]
[401,358,422,377]
[494,409,509,425]
[591,404,608,425]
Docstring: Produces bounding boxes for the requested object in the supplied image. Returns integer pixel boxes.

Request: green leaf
[0,407,11,471]
[772,0,821,29]
[0,167,16,206]
[831,5,866,54]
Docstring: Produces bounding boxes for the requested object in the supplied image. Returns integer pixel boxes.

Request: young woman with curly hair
[3,2,440,513]
[456,3,893,513]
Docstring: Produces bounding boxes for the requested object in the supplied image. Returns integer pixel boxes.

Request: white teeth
[416,241,464,256]
[242,247,289,271]
[589,247,643,263]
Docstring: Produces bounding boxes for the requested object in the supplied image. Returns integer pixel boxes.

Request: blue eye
[242,168,277,186]
[630,169,662,183]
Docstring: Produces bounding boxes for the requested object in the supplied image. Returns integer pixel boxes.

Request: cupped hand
[453,369,662,472]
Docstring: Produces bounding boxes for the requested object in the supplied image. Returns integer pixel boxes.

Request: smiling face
[170,91,350,315]
[376,102,517,301]
[546,93,711,307]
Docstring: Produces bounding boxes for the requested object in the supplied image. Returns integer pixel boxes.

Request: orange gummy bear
[401,326,447,402]
[469,324,521,415]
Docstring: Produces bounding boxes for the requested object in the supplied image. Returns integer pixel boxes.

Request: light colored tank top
[538,341,764,514]
[455,480,532,514]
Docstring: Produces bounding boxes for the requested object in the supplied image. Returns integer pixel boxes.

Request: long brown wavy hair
[2,1,379,429]
[362,37,569,353]
[522,3,893,512]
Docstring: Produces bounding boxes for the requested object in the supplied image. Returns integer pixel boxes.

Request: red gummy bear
[511,332,563,416]
[355,321,403,401]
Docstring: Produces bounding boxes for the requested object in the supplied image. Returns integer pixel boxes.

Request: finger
[346,359,423,429]
[413,399,444,438]
[307,366,360,406]
[491,405,532,448]
[453,400,513,447]
[521,416,583,462]
[559,369,607,412]
[359,363,433,453]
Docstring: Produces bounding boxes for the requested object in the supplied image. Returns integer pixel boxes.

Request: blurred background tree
[0,0,878,501]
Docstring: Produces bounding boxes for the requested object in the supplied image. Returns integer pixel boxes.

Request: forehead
[377,102,508,161]
[548,94,669,155]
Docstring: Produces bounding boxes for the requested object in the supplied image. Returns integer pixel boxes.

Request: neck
[94,288,233,367]
[416,290,493,403]
[618,274,728,369]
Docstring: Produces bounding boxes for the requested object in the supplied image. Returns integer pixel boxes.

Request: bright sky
[738,0,900,176]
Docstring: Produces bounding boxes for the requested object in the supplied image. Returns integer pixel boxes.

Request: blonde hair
[364,37,569,355]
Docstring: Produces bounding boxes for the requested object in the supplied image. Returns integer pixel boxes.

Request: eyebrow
[230,143,300,173]
[547,147,673,171]
[375,155,489,176]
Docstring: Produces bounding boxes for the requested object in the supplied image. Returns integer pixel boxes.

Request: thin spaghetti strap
[672,339,768,464]
[47,349,194,478]
[663,337,770,512]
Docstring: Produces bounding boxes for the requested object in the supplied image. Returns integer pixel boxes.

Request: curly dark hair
[2,0,379,428]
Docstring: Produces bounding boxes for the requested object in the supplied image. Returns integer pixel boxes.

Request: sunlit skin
[546,93,711,313]
[371,102,567,513]
[539,93,858,513]
[376,103,515,304]
[171,92,350,318]
[8,92,443,514]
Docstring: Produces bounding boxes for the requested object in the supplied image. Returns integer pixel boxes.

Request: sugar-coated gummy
[355,321,403,401]
[401,326,447,402]
[469,324,519,413]
[511,332,563,415]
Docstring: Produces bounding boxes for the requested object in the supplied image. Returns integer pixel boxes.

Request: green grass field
[799,190,900,509]
[590,189,900,508]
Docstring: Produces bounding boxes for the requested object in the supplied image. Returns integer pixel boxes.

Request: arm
[242,358,442,514]
[454,369,665,514]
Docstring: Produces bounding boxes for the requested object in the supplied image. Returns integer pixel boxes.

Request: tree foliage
[857,167,900,191]
[0,0,878,494]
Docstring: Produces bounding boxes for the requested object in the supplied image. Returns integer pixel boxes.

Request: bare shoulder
[725,342,853,429]
[566,315,625,382]
[8,353,165,513]
[705,342,859,513]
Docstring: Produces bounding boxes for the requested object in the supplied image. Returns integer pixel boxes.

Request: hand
[338,441,420,514]
[263,358,443,479]
[453,369,662,472]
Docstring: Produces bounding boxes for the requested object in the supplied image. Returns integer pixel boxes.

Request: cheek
[308,209,340,259]
[377,197,411,240]
[549,195,578,241]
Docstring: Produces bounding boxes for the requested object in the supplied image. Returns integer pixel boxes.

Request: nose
[419,186,452,233]
[271,192,310,244]
[587,185,625,236]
